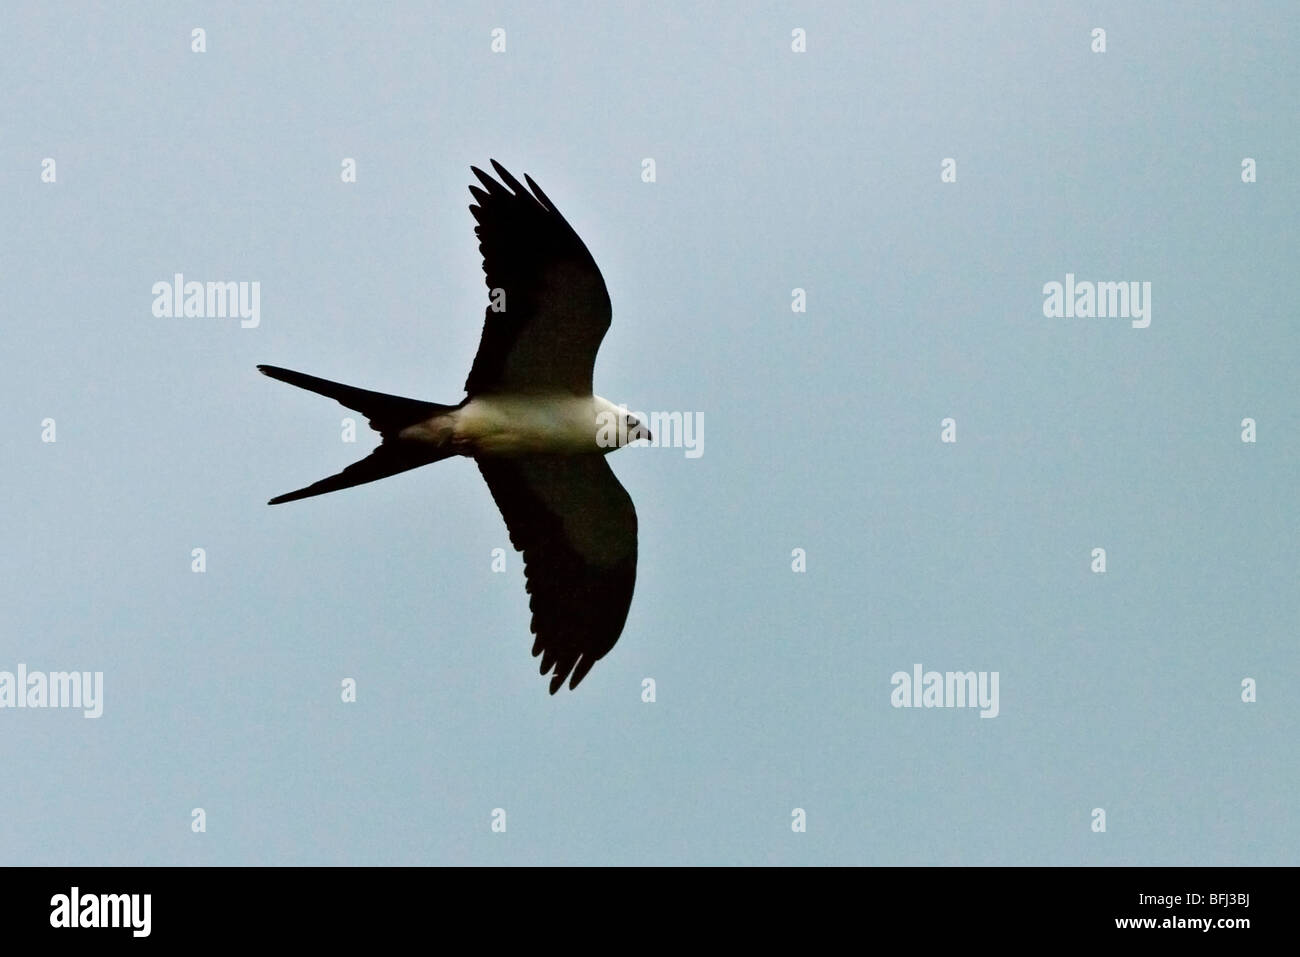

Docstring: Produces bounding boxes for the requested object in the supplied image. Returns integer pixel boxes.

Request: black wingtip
[523,173,554,210]
[490,159,526,193]
[470,164,507,196]
[568,658,594,691]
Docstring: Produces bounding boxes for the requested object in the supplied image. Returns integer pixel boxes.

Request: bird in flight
[260,161,648,693]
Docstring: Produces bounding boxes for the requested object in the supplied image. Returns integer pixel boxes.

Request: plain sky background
[1,1,1296,865]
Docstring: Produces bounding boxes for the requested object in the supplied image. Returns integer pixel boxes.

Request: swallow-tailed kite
[260,161,648,693]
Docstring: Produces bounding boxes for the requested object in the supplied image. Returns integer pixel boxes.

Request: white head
[594,396,652,452]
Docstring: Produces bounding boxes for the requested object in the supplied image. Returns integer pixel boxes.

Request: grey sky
[1,1,1296,865]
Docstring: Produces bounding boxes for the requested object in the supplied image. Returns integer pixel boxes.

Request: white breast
[449,394,620,456]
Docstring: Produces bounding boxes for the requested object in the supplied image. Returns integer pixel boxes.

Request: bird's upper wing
[476,455,638,693]
[464,161,612,396]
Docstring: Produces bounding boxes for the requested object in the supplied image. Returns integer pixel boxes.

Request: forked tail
[258,365,460,504]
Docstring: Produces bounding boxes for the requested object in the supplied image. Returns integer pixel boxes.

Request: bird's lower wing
[476,455,638,692]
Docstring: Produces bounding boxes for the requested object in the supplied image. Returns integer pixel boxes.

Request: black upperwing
[463,161,612,397]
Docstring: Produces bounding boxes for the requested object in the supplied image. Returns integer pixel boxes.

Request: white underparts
[400,394,625,456]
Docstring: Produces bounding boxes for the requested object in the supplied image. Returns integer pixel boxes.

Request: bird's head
[595,400,652,452]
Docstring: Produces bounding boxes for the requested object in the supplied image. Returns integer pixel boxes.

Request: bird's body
[403,393,628,457]
[260,161,648,693]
